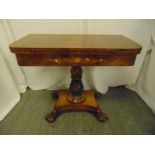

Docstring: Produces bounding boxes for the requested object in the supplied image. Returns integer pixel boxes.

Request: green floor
[0,86,155,135]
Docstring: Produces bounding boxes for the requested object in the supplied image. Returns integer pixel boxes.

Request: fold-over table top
[9,34,142,54]
[9,34,142,66]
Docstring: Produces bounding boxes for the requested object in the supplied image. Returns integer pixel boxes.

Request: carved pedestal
[45,66,108,123]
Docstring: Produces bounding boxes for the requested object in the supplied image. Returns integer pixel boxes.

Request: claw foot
[45,110,57,123]
[95,110,108,122]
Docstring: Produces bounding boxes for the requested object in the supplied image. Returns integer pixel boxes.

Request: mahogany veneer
[9,34,142,123]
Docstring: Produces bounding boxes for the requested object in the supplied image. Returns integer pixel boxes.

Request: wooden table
[9,34,142,123]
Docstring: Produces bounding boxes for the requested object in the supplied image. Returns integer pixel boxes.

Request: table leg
[51,91,59,99]
[45,110,58,123]
[45,66,108,123]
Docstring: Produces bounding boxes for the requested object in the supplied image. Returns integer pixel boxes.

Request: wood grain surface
[9,34,142,66]
[9,34,142,54]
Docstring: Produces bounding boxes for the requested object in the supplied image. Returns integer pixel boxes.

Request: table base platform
[45,90,108,123]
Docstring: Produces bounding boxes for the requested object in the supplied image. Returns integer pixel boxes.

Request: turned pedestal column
[45,66,108,123]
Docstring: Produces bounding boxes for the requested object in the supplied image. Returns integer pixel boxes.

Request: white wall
[8,19,86,38]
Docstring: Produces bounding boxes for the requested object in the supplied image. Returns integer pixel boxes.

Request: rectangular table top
[9,34,142,54]
[9,34,142,66]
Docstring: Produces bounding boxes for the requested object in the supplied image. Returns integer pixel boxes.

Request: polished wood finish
[9,34,141,53]
[68,66,86,104]
[45,90,108,123]
[9,34,142,123]
[9,34,142,66]
[14,53,137,66]
[46,66,108,123]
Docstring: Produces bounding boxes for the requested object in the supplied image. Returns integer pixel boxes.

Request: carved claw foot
[45,110,58,123]
[52,91,59,99]
[95,110,108,122]
[94,90,103,99]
